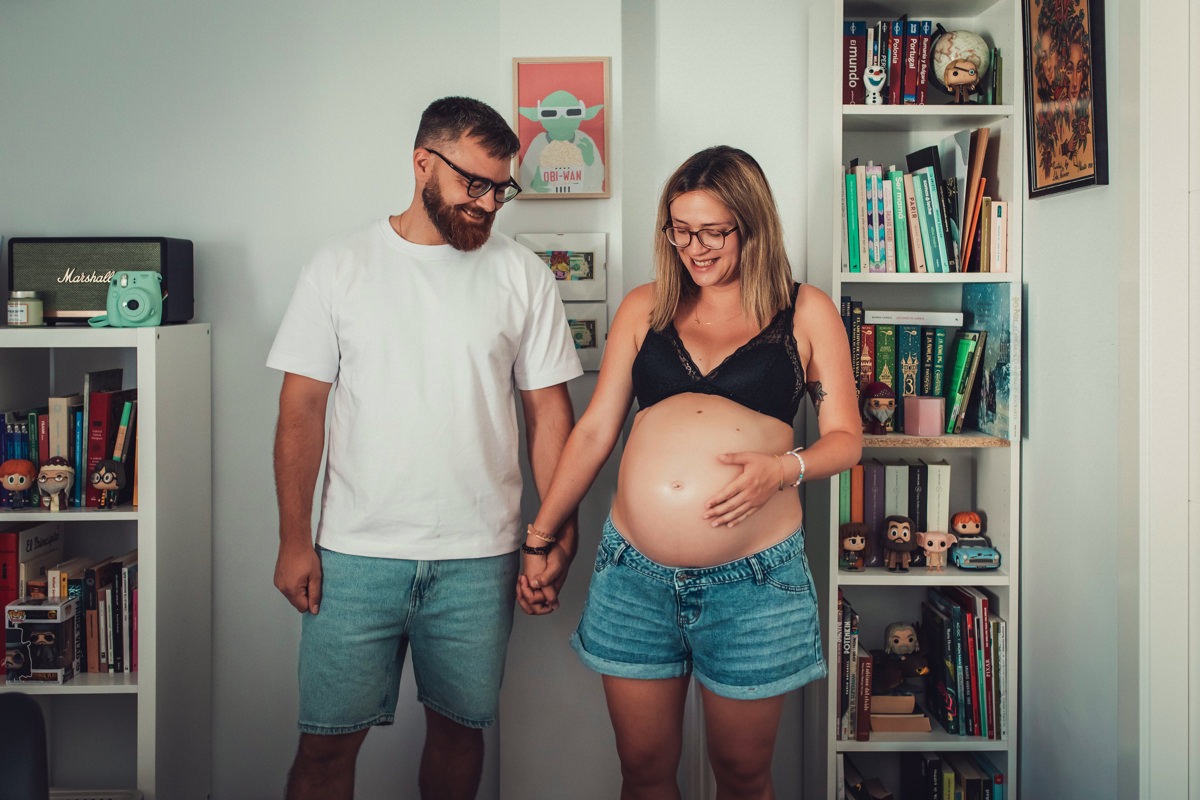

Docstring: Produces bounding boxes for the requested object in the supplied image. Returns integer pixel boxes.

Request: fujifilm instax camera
[89,271,163,328]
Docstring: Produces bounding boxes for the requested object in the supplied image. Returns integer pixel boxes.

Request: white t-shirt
[267,218,583,560]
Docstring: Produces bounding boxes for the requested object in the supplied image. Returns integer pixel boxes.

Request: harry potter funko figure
[37,456,75,512]
[90,459,127,509]
[861,382,897,435]
[0,458,37,508]
[839,522,872,571]
[917,530,958,572]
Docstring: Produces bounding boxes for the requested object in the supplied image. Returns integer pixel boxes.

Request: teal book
[909,169,942,272]
[962,283,1016,439]
[916,166,949,272]
[944,333,977,433]
[873,324,897,432]
[932,326,948,397]
[845,173,860,272]
[887,167,911,272]
[896,324,922,428]
[920,327,936,395]
[838,470,851,525]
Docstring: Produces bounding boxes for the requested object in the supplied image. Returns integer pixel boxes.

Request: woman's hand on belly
[703,450,786,528]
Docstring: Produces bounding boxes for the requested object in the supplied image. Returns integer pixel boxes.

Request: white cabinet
[0,324,211,800]
[803,2,1023,796]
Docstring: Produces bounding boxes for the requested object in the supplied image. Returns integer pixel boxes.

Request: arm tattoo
[806,381,827,417]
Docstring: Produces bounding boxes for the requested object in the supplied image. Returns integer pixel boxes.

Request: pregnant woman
[519,146,862,799]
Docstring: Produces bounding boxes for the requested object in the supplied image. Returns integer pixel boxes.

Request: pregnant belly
[613,393,803,567]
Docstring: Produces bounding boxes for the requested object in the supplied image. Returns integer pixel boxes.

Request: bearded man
[268,97,582,800]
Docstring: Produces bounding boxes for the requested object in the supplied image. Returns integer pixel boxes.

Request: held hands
[274,540,323,615]
[517,545,571,616]
[703,451,786,528]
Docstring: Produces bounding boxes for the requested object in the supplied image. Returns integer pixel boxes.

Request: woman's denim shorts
[570,517,826,700]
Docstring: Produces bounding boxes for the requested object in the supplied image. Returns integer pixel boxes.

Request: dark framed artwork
[1022,0,1109,197]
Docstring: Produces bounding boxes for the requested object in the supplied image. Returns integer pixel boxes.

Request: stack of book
[898,751,1008,799]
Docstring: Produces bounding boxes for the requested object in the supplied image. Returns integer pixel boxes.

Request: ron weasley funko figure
[951,510,984,538]
[839,522,872,571]
[917,530,958,571]
[0,458,37,508]
[883,514,918,572]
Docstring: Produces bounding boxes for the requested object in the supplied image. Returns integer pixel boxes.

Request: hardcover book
[962,283,1017,439]
[887,167,910,272]
[843,21,868,104]
[902,173,928,272]
[873,325,897,431]
[896,324,923,427]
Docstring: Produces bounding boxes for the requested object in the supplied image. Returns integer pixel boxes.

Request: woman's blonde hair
[649,146,794,331]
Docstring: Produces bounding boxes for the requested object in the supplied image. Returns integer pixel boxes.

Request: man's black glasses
[426,148,522,204]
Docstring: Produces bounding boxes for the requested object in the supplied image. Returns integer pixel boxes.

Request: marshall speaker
[8,237,194,324]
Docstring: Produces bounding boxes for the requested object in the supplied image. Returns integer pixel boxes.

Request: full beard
[422,180,495,252]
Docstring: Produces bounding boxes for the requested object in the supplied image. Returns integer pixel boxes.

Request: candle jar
[8,291,44,326]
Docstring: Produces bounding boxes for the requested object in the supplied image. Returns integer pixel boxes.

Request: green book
[945,332,980,433]
[920,327,936,395]
[845,173,860,272]
[917,166,950,272]
[897,324,922,428]
[874,324,897,432]
[932,327,948,397]
[909,170,941,272]
[887,167,910,272]
[839,470,851,524]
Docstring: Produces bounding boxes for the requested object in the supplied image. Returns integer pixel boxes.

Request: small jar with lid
[8,291,44,326]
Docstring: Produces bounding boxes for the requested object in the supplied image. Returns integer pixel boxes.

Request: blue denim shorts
[298,546,518,733]
[570,517,826,700]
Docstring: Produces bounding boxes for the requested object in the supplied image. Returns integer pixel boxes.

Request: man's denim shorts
[570,517,826,700]
[298,546,518,733]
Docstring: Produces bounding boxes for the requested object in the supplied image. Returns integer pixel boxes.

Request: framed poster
[1022,0,1109,197]
[565,302,608,371]
[513,57,611,199]
[515,233,607,301]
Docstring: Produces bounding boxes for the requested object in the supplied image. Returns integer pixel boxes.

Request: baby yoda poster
[513,57,610,198]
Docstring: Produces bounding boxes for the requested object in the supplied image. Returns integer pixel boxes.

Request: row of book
[843,286,1014,440]
[1,524,138,679]
[843,19,1002,107]
[837,591,934,742]
[924,586,1007,740]
[841,303,980,436]
[1,367,138,509]
[842,129,1004,275]
[841,751,1007,800]
[838,458,954,568]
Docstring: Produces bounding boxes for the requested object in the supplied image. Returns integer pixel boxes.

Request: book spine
[908,460,927,532]
[910,170,941,272]
[921,327,936,394]
[859,323,876,397]
[844,21,867,104]
[850,462,865,524]
[850,301,864,389]
[932,327,948,397]
[937,178,961,271]
[902,173,927,272]
[945,335,977,433]
[854,166,869,270]
[903,21,921,103]
[0,532,18,612]
[874,325,897,431]
[888,19,905,105]
[979,197,993,273]
[73,409,85,507]
[917,168,949,272]
[845,173,860,272]
[917,20,932,104]
[888,169,910,272]
[862,460,885,567]
[897,324,922,427]
[882,178,897,271]
[842,171,852,271]
[865,166,881,271]
[854,646,873,741]
[992,200,1008,272]
[953,332,987,434]
[839,469,851,524]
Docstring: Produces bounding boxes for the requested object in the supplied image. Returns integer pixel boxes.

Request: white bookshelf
[804,1,1023,797]
[0,324,211,800]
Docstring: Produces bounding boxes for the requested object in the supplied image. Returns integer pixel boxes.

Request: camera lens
[127,299,140,311]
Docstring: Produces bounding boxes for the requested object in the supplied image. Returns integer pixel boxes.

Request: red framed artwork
[513,57,611,199]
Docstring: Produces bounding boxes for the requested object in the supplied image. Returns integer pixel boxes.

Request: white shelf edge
[0,672,138,694]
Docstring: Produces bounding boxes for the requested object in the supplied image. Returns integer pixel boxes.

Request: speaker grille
[11,241,165,318]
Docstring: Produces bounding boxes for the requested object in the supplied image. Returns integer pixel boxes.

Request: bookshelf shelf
[863,431,1011,448]
[805,2,1022,797]
[0,324,211,799]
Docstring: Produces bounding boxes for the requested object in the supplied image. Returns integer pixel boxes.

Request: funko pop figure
[839,522,872,571]
[862,382,897,435]
[90,459,127,509]
[0,458,37,508]
[873,620,930,694]
[883,515,918,572]
[917,530,958,572]
[37,456,75,512]
[952,510,984,537]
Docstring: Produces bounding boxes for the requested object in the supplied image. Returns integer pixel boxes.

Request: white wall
[1019,0,1130,795]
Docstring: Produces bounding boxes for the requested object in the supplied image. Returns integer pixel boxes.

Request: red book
[84,389,134,507]
[0,531,18,612]
[888,19,906,105]
[843,21,868,104]
[903,21,921,103]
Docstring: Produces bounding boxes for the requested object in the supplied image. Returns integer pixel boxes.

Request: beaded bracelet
[527,523,557,544]
[785,448,806,487]
[521,543,554,556]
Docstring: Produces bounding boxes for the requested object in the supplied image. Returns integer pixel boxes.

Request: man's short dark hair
[415,97,520,160]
